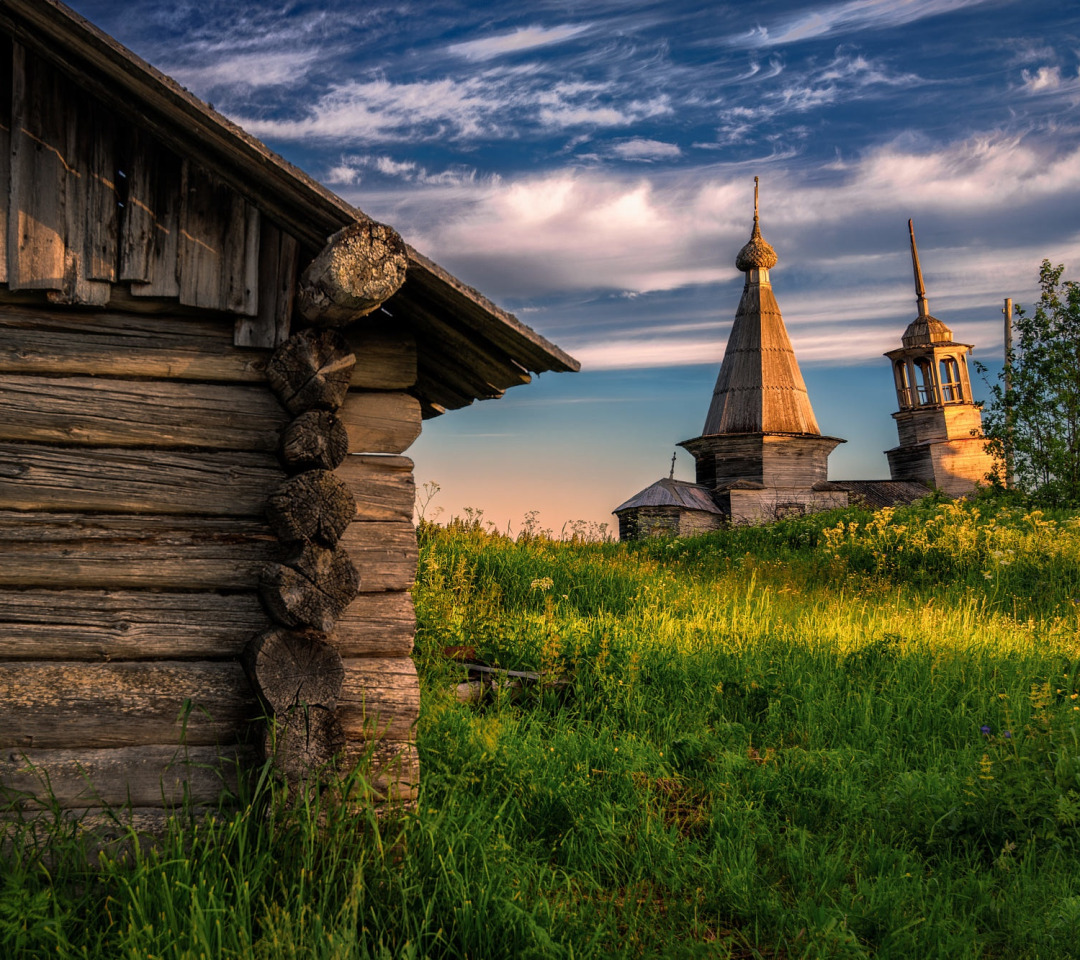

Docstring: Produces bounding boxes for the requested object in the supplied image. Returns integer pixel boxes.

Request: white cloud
[612,138,682,160]
[169,49,321,90]
[1022,65,1062,92]
[736,0,992,48]
[448,24,591,61]
[235,75,668,143]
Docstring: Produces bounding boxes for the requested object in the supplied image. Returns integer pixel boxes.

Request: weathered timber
[0,442,284,516]
[0,589,270,660]
[0,307,270,381]
[235,217,298,349]
[338,521,418,593]
[266,470,356,546]
[344,320,417,390]
[244,627,344,713]
[0,660,257,749]
[335,591,415,658]
[339,391,422,455]
[8,42,116,305]
[0,512,278,590]
[0,514,410,592]
[266,328,356,414]
[336,657,419,742]
[337,455,415,522]
[280,410,349,472]
[0,375,288,450]
[391,285,533,390]
[120,125,181,295]
[260,543,359,632]
[0,35,11,285]
[296,221,408,327]
[1,744,251,809]
[177,161,260,316]
[339,739,419,802]
[264,704,345,780]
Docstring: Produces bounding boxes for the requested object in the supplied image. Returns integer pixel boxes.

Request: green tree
[979,260,1080,507]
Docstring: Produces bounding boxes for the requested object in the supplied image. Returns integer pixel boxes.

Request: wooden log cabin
[0,0,578,834]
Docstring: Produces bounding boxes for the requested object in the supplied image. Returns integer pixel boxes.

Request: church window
[915,358,937,405]
[894,361,913,408]
[940,356,963,403]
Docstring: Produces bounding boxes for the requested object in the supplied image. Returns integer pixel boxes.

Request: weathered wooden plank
[0,512,278,590]
[0,514,411,592]
[8,43,117,305]
[0,660,258,749]
[1,744,251,809]
[178,162,259,316]
[337,455,415,522]
[9,42,66,293]
[345,320,417,389]
[235,218,297,349]
[335,591,415,658]
[339,520,417,593]
[339,391,422,455]
[337,657,419,742]
[0,34,12,285]
[0,375,288,450]
[340,738,418,802]
[0,589,270,660]
[0,442,284,515]
[0,306,411,389]
[121,125,181,296]
[0,589,415,661]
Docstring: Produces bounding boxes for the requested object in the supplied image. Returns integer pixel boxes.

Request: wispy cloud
[735,0,993,48]
[612,138,682,160]
[448,24,591,61]
[236,73,670,143]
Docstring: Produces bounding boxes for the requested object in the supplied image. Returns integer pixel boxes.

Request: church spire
[908,218,930,317]
[703,178,819,436]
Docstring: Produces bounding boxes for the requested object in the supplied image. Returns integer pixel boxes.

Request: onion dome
[735,176,778,272]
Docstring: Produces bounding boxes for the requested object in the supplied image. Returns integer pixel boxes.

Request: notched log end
[259,544,359,633]
[296,221,408,328]
[264,704,346,783]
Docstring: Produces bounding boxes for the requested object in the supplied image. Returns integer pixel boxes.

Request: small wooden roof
[701,186,820,436]
[830,479,931,509]
[613,478,722,515]
[0,0,579,417]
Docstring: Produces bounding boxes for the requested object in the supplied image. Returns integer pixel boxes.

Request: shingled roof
[613,478,722,515]
[702,181,820,437]
[0,0,579,418]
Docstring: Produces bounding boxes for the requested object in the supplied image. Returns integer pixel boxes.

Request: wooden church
[0,0,577,833]
[615,183,993,539]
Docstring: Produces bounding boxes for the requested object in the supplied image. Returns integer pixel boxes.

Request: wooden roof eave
[0,0,580,412]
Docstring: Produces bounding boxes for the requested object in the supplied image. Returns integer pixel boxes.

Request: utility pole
[1003,297,1013,488]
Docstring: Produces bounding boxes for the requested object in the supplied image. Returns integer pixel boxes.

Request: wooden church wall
[0,40,423,822]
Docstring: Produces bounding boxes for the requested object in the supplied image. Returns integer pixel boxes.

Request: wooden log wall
[0,40,425,823]
[0,301,421,816]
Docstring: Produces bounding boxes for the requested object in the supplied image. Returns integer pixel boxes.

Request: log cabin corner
[0,0,578,836]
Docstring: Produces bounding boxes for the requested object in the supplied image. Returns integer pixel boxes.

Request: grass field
[3,496,1080,959]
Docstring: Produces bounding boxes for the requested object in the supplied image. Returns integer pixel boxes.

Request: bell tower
[884,221,996,495]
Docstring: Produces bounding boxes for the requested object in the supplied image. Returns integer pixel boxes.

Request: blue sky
[72,0,1080,532]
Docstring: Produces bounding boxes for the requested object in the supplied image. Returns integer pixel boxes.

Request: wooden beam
[336,455,415,523]
[337,657,419,742]
[0,660,257,749]
[338,520,417,593]
[0,375,288,450]
[1,743,251,808]
[339,391,422,455]
[0,589,271,660]
[296,221,407,327]
[0,442,284,516]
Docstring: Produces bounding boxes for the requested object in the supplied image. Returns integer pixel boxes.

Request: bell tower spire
[908,219,929,317]
[885,219,997,496]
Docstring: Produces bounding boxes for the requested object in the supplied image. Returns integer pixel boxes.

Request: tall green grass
[3,497,1080,958]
